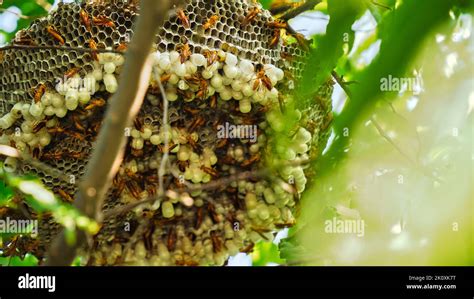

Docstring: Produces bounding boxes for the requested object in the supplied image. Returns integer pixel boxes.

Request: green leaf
[259,0,273,9]
[279,236,306,262]
[0,179,14,205]
[252,241,286,266]
[296,0,364,106]
[366,0,396,23]
[0,253,39,266]
[71,255,84,266]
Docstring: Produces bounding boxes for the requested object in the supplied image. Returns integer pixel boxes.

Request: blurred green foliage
[0,253,39,266]
[297,0,363,104]
[0,0,54,42]
[321,0,461,175]
[259,0,273,9]
[0,164,99,261]
[252,241,286,266]
[0,179,14,206]
[279,0,473,264]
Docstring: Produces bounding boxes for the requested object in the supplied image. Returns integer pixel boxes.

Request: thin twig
[103,169,265,219]
[331,70,354,98]
[103,159,310,219]
[167,161,194,189]
[0,8,45,19]
[280,0,321,21]
[386,101,423,164]
[157,80,169,197]
[370,117,444,183]
[269,4,294,16]
[34,0,52,12]
[371,117,416,163]
[371,0,393,11]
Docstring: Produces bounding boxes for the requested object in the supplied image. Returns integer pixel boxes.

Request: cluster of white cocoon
[150,49,285,113]
[129,124,218,186]
[0,51,125,168]
[266,108,313,193]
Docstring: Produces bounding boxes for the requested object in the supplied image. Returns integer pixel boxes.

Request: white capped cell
[190,54,206,67]
[225,53,238,66]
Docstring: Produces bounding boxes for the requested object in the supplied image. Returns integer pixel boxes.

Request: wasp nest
[0,0,332,265]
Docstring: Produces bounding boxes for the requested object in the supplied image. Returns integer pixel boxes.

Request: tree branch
[156,80,169,197]
[331,70,356,98]
[45,0,182,266]
[0,8,44,19]
[280,0,321,21]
